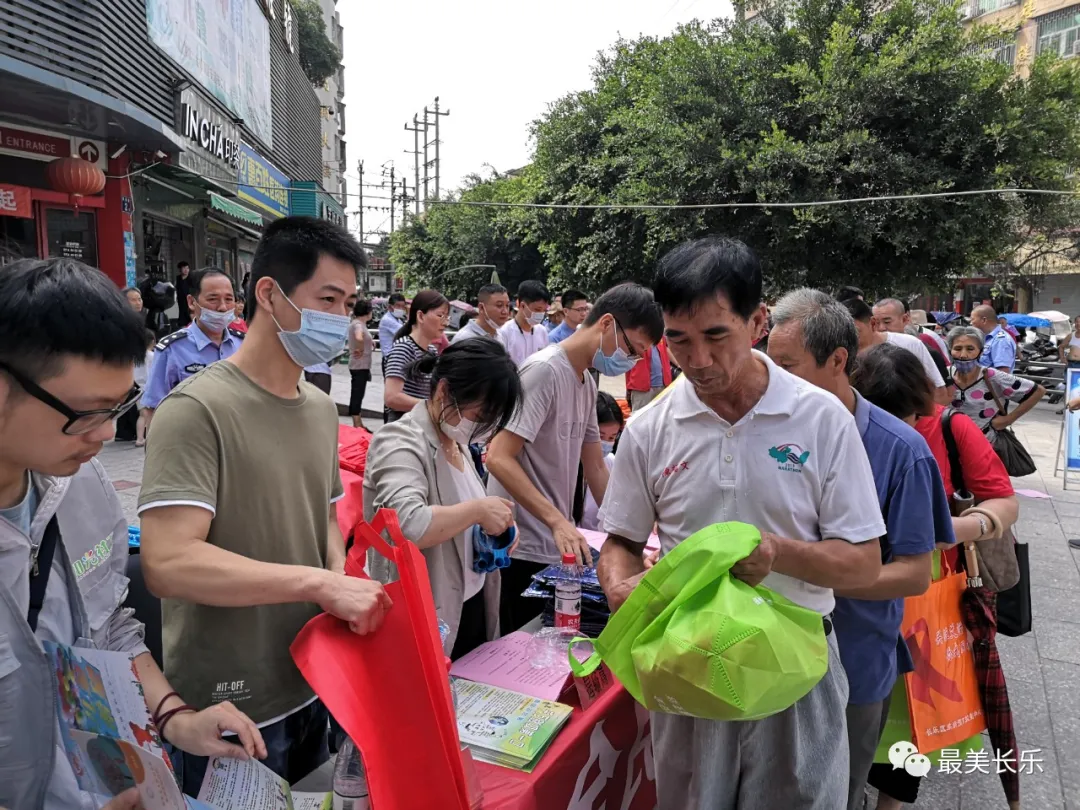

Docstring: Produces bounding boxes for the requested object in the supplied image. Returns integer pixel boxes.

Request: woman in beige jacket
[363,337,524,657]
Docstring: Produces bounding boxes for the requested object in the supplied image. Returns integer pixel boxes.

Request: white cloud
[338,0,733,237]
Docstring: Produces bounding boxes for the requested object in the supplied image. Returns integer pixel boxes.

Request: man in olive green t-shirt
[139,217,390,793]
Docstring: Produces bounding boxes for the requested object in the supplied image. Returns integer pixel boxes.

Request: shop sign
[0,122,108,169]
[0,183,32,218]
[177,88,241,185]
[238,144,290,219]
[319,198,344,226]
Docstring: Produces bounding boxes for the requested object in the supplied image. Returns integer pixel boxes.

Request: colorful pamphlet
[45,642,330,810]
[453,680,573,772]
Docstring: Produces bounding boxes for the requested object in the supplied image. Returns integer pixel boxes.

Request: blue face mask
[271,283,351,367]
[592,318,639,377]
[952,358,980,374]
[198,306,235,332]
[600,440,616,456]
[471,524,516,573]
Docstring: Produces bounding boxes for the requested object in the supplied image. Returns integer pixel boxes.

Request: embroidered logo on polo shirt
[769,444,810,473]
[72,532,113,579]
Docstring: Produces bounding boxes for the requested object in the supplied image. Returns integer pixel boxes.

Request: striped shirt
[384,335,437,419]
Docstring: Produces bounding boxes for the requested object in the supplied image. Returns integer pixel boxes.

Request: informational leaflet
[450,631,592,702]
[453,680,572,772]
[45,642,330,810]
[44,641,174,792]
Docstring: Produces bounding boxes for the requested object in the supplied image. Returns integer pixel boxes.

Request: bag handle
[345,509,409,578]
[568,636,602,678]
[981,369,1009,417]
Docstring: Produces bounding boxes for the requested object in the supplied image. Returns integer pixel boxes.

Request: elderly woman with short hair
[946,325,1044,441]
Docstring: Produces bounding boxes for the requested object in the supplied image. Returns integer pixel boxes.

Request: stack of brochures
[453,680,573,772]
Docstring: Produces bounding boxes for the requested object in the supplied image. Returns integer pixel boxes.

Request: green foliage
[293,0,341,86]
[524,0,1080,296]
[389,173,546,300]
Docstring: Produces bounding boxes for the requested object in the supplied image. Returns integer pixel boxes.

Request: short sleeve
[817,415,887,542]
[137,393,220,513]
[987,370,1037,405]
[141,347,173,409]
[503,361,556,443]
[952,413,1015,500]
[384,340,414,381]
[601,427,657,544]
[584,380,601,444]
[990,336,1016,370]
[915,341,946,388]
[886,457,955,555]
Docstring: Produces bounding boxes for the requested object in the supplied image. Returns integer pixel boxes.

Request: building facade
[0,0,337,294]
[315,0,348,219]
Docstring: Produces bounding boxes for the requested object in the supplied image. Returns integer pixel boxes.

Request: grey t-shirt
[488,345,599,564]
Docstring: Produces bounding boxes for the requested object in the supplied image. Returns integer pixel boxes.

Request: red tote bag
[291,509,470,810]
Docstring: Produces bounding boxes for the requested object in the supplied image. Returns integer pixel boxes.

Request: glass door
[43,207,98,267]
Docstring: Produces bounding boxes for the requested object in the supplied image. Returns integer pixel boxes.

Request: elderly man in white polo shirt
[597,236,885,810]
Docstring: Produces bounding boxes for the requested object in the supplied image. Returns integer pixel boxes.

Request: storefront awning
[209,192,263,227]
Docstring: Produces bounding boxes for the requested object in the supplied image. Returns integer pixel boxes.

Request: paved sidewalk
[99,389,1078,810]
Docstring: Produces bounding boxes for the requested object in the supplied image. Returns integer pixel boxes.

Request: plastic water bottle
[554,552,582,635]
[333,737,371,810]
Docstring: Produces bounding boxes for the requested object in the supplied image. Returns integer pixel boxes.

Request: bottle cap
[561,553,577,564]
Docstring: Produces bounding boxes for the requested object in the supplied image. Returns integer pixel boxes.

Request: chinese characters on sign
[237,145,290,219]
[0,183,32,218]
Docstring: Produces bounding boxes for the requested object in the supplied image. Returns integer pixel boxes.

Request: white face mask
[523,305,546,326]
[393,307,407,319]
[442,410,478,446]
[600,440,615,456]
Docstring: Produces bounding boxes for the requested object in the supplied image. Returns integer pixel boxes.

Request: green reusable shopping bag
[569,522,829,721]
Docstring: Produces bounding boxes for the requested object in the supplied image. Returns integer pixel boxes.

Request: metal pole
[400,178,408,227]
[434,97,441,200]
[412,115,420,216]
[422,107,430,209]
[389,166,395,232]
[357,160,364,244]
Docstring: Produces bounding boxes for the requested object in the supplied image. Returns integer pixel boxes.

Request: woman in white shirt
[363,338,524,657]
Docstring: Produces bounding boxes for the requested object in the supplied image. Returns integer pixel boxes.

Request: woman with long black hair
[364,338,523,657]
[382,289,449,422]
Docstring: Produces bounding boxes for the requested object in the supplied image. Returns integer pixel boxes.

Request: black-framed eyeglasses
[0,361,141,436]
[612,318,642,361]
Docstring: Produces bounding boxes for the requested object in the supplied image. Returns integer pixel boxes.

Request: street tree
[294,0,341,86]
[389,172,546,301]
[527,0,1080,296]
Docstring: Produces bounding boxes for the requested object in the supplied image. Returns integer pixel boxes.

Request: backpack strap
[940,408,970,498]
[27,517,61,632]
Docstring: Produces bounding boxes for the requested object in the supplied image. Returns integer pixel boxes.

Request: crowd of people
[0,215,1046,810]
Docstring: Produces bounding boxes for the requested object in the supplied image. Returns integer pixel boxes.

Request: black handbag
[983,377,1037,477]
[996,541,1033,637]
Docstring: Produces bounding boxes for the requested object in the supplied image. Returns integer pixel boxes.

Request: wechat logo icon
[888,741,932,778]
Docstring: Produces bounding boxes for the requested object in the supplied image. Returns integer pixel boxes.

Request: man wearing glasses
[0,258,263,810]
[486,283,663,632]
[547,289,590,344]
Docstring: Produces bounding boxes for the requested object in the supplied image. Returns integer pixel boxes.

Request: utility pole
[393,165,401,233]
[430,96,449,200]
[357,160,364,246]
[404,115,423,217]
[400,178,409,227]
[422,105,430,209]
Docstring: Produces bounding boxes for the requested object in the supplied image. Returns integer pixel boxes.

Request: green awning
[209,192,263,226]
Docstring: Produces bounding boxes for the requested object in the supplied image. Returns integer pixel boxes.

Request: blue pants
[169,700,329,796]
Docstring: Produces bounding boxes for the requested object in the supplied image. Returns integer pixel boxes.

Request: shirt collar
[186,320,237,349]
[853,390,871,438]
[672,350,797,421]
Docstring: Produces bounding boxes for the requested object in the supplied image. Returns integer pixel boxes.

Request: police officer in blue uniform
[970,304,1017,372]
[142,268,244,411]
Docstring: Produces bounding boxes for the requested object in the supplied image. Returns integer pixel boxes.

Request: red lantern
[46,156,106,207]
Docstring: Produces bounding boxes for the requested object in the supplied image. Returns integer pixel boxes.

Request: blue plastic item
[127,525,140,549]
[1001,312,1052,328]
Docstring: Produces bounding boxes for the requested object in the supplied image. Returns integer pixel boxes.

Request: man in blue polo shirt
[971,304,1017,372]
[768,289,954,810]
[548,289,590,343]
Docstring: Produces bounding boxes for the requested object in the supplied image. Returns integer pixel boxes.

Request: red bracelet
[156,705,197,738]
[152,691,181,722]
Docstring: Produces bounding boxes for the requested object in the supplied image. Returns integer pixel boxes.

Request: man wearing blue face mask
[487,283,664,633]
[140,268,244,415]
[138,217,392,793]
[498,280,553,365]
